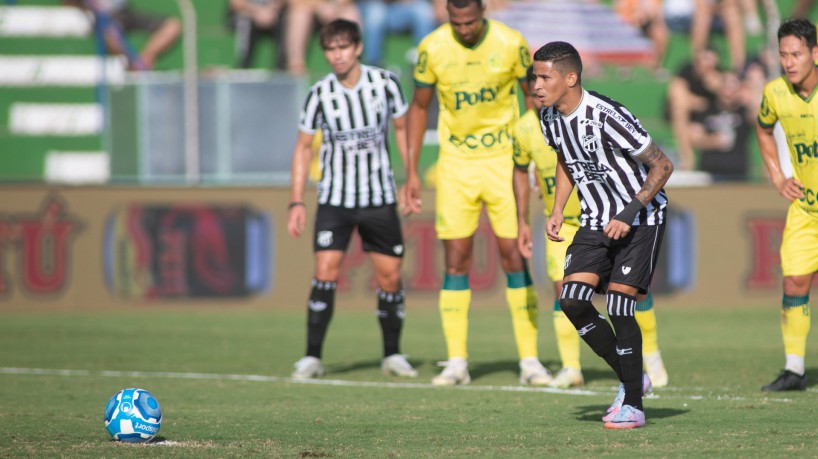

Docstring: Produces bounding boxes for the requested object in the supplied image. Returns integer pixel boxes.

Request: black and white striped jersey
[539,89,668,230]
[298,65,408,208]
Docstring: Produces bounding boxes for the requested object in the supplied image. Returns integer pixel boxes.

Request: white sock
[784,354,805,376]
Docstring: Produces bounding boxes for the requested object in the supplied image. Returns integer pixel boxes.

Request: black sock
[560,281,621,380]
[306,279,336,358]
[607,291,643,411]
[377,288,405,357]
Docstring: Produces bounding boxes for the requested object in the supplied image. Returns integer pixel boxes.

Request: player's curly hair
[778,18,817,49]
[533,41,583,80]
[319,19,362,49]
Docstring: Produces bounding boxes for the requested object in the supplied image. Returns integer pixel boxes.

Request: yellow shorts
[435,154,517,240]
[545,223,579,281]
[781,202,818,276]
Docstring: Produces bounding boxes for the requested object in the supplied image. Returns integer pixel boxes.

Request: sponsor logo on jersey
[580,119,604,129]
[449,125,510,150]
[595,103,640,135]
[567,160,613,183]
[453,86,500,110]
[317,230,333,247]
[793,141,818,164]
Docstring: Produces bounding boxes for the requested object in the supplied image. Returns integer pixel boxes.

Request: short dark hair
[526,65,535,84]
[778,18,817,49]
[319,19,362,49]
[533,41,583,78]
[448,0,482,8]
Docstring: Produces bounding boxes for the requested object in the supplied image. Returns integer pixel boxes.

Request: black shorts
[313,204,404,257]
[564,224,665,294]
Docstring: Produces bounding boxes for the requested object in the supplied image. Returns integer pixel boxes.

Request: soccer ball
[103,388,162,442]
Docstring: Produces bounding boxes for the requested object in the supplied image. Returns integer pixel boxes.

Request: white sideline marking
[0,367,799,403]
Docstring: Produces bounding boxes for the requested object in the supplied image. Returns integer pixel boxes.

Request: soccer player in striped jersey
[756,18,818,392]
[513,66,669,389]
[287,19,417,380]
[533,41,674,429]
[402,0,553,387]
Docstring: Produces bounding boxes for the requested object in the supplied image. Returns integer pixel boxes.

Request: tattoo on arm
[633,142,674,206]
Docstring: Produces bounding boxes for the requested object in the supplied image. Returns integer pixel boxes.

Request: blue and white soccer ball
[103,388,162,443]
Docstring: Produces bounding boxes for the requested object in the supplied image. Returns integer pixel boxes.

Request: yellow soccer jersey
[512,110,582,226]
[758,76,818,212]
[414,19,530,159]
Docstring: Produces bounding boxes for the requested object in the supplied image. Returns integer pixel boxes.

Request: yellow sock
[635,293,659,356]
[782,295,810,358]
[440,274,471,359]
[506,271,539,360]
[553,302,581,370]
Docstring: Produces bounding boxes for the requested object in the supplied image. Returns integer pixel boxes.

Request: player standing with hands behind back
[287,19,417,380]
[402,0,553,386]
[756,18,818,392]
[534,41,674,429]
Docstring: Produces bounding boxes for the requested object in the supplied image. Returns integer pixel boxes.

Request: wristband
[613,199,645,224]
[288,201,305,210]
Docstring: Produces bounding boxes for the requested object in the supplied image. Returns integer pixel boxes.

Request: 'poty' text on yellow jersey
[414,19,530,159]
[512,109,582,226]
[758,74,818,212]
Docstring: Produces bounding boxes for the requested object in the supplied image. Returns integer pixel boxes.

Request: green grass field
[1,305,817,457]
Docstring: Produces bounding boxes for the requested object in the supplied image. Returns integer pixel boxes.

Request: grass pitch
[1,305,816,457]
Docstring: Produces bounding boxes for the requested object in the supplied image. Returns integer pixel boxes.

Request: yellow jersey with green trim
[414,19,530,159]
[512,109,582,226]
[758,75,818,212]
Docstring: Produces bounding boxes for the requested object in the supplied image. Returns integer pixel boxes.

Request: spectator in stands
[284,0,360,75]
[687,70,755,180]
[357,0,443,68]
[614,0,670,74]
[689,0,746,71]
[78,0,181,70]
[228,0,287,70]
[665,46,722,171]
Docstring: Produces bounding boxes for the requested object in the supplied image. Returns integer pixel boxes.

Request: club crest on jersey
[582,135,599,152]
[317,230,333,247]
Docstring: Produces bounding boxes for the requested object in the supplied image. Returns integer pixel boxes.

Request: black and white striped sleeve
[601,105,651,157]
[385,71,409,119]
[297,87,321,134]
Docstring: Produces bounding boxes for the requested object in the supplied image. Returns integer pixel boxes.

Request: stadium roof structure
[492,1,654,66]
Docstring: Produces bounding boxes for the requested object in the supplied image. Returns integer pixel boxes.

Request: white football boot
[291,356,324,379]
[382,354,418,377]
[431,357,471,386]
[519,357,553,386]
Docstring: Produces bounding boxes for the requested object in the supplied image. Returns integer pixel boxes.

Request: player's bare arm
[546,157,573,242]
[606,142,673,240]
[756,122,804,201]
[513,166,534,258]
[402,86,435,216]
[632,142,674,206]
[287,131,315,239]
[392,114,412,212]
